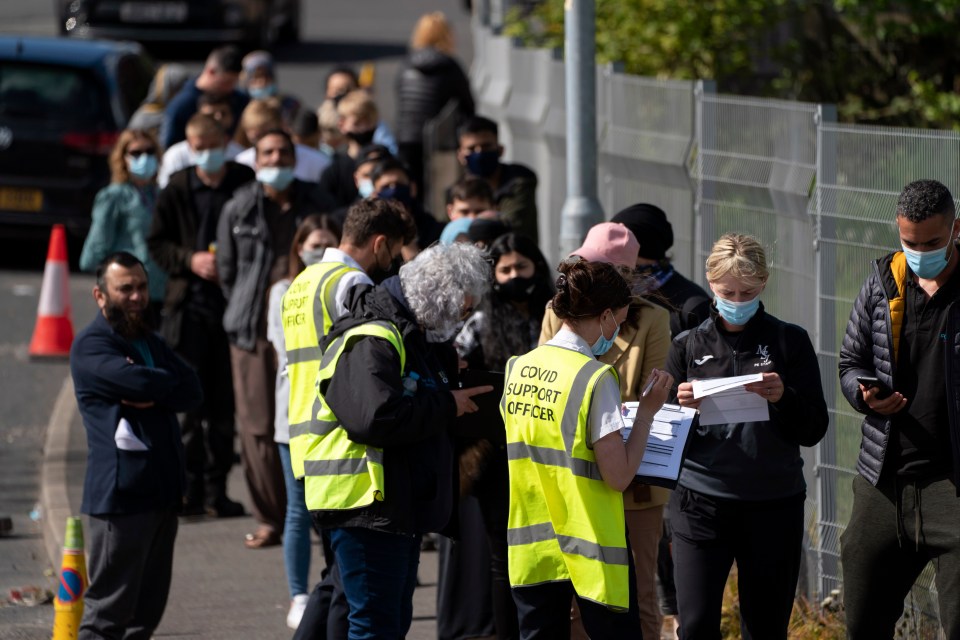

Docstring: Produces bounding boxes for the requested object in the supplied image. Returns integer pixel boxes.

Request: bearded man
[70,251,203,639]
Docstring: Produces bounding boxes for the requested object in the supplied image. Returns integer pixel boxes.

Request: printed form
[691,373,768,425]
[622,403,698,488]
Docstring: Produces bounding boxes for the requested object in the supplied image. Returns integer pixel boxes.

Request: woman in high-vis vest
[666,234,828,639]
[501,258,674,639]
[540,221,672,640]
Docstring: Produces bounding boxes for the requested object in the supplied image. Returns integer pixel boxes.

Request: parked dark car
[0,36,153,241]
[58,0,301,49]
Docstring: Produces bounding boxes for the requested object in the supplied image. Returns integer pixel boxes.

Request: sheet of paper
[691,373,763,399]
[622,403,697,487]
[115,418,149,451]
[697,387,769,425]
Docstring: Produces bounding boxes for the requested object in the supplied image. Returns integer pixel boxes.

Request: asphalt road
[0,0,473,636]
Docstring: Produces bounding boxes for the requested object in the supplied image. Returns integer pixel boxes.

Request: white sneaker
[286,593,309,629]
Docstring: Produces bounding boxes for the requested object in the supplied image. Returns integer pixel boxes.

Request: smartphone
[856,376,893,400]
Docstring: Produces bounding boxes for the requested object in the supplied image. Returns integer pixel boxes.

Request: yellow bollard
[52,517,87,640]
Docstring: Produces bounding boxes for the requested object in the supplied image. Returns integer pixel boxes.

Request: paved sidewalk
[41,377,439,639]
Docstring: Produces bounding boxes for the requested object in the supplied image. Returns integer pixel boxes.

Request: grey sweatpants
[79,508,178,640]
[841,474,960,640]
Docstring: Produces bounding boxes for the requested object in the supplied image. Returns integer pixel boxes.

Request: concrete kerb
[40,375,78,570]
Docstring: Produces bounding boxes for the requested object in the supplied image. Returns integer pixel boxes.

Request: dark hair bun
[551,258,631,320]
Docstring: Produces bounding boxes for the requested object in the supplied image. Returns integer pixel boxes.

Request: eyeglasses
[126,148,156,158]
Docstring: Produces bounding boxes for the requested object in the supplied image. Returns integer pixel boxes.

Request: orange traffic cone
[29,224,74,358]
[52,517,87,640]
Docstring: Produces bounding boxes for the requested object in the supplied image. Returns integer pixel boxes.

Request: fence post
[814,103,839,603]
[559,0,604,256]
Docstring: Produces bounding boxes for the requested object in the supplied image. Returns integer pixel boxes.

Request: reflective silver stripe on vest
[289,419,338,439]
[558,358,609,454]
[302,446,383,476]
[507,522,629,566]
[501,357,518,414]
[286,345,323,365]
[506,441,603,481]
[314,264,350,340]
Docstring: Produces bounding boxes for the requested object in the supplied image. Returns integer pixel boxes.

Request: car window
[0,63,107,123]
[115,53,154,122]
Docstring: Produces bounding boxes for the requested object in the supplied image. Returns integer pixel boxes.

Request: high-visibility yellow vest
[282,261,358,478]
[500,345,629,610]
[303,320,406,511]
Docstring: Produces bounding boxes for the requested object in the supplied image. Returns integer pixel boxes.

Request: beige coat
[539,298,672,510]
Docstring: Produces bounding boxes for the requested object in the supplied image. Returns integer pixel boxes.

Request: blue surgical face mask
[465,149,500,178]
[591,312,620,357]
[714,295,761,326]
[358,178,375,198]
[257,166,295,191]
[191,147,226,174]
[249,84,278,99]
[902,242,955,279]
[301,247,326,266]
[127,153,158,180]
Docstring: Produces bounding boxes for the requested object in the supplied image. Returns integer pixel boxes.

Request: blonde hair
[236,98,282,146]
[410,12,454,54]
[109,129,160,184]
[705,233,769,286]
[336,90,378,121]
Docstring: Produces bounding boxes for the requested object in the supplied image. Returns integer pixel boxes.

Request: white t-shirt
[233,143,331,184]
[320,248,373,318]
[157,140,244,188]
[544,328,625,444]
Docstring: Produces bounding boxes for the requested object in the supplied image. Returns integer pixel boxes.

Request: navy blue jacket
[71,313,203,515]
[159,75,248,149]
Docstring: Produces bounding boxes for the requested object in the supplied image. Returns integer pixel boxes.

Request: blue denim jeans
[278,443,312,598]
[329,527,421,640]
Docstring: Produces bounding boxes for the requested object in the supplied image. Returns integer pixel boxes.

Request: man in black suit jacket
[70,252,202,639]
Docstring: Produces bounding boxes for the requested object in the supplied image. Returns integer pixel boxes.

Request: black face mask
[377,184,414,212]
[494,275,536,302]
[346,128,376,146]
[370,253,403,285]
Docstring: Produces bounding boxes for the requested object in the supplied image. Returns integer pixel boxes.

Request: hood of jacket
[323,277,420,350]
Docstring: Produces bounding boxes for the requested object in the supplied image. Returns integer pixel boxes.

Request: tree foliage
[505,0,960,129]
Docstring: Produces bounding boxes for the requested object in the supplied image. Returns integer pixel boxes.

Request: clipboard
[622,403,698,489]
[455,369,506,444]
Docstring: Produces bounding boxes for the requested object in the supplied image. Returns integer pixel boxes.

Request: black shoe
[181,498,207,518]
[207,496,245,518]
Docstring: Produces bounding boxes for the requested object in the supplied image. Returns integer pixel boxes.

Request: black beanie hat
[610,203,673,260]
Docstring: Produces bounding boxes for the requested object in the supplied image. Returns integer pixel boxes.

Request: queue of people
[66,15,960,640]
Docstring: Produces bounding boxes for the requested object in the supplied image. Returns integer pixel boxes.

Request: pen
[641,370,658,397]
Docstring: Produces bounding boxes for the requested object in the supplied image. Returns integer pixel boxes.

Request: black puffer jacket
[312,279,459,535]
[839,251,960,494]
[395,47,475,145]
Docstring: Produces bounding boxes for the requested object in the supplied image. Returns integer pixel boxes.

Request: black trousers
[293,527,350,640]
[174,310,236,504]
[841,473,960,640]
[79,509,179,640]
[511,530,642,640]
[667,486,804,640]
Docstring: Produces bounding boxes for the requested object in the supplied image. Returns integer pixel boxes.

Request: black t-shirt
[184,166,251,319]
[891,264,960,478]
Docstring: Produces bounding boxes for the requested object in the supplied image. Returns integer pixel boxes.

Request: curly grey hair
[400,242,491,333]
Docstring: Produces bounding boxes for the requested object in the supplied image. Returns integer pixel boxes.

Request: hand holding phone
[856,376,892,400]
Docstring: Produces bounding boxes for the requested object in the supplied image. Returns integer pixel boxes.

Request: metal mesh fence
[468,12,952,633]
